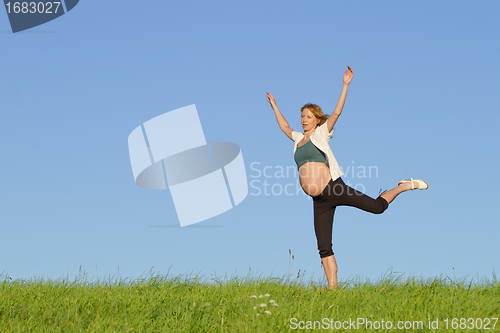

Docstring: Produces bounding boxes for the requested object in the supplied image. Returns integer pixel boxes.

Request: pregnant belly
[298,162,332,197]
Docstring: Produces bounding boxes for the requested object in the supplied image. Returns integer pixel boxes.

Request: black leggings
[312,177,389,258]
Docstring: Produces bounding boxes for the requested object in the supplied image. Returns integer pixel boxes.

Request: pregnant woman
[266,66,428,290]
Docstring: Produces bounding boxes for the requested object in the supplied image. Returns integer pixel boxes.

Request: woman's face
[301,108,320,132]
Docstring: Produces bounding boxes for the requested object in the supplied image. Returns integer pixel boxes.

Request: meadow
[1,270,499,332]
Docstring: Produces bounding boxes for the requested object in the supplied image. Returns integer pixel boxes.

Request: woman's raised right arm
[266,92,294,141]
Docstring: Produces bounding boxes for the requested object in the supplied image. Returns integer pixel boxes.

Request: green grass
[1,271,499,332]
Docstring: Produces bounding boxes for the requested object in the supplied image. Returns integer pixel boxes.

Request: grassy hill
[1,272,499,332]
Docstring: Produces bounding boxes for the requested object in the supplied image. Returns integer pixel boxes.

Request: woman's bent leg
[333,178,389,214]
[312,177,394,290]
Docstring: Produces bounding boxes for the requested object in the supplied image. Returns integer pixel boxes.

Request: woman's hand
[266,91,277,109]
[343,65,353,86]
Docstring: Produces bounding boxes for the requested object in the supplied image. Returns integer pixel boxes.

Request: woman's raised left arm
[327,65,353,132]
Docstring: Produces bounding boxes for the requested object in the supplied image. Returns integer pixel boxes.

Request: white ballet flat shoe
[398,178,428,190]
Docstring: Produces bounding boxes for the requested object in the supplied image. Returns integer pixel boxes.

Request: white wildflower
[253,306,257,310]
[259,303,267,308]
[264,294,270,297]
[257,313,260,316]
[249,295,257,299]
[264,310,272,315]
[269,300,275,303]
[258,295,263,298]
[272,303,279,307]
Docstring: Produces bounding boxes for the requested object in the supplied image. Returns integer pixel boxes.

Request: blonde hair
[301,103,329,127]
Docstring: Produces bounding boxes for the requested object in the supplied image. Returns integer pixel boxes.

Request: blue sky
[1,1,499,284]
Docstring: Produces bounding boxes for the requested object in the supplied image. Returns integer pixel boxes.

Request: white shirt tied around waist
[291,121,343,182]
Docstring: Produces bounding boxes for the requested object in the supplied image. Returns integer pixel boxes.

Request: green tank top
[294,140,327,169]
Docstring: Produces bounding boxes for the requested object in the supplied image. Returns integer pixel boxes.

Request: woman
[266,66,428,290]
